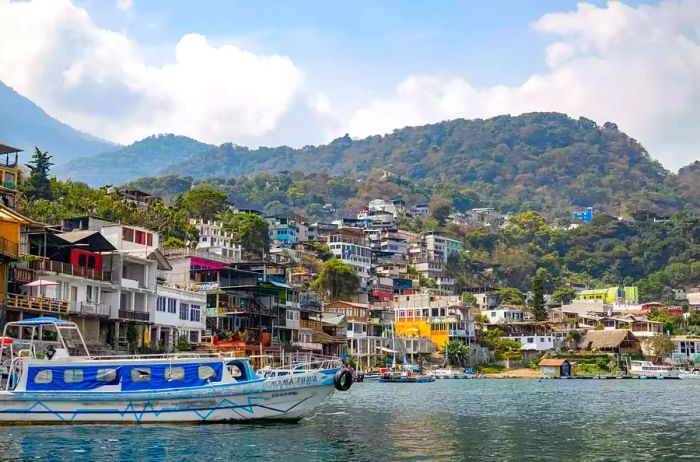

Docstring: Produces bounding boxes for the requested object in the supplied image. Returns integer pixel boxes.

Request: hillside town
[1,142,697,377]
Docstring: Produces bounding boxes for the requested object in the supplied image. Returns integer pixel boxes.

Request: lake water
[2,379,700,461]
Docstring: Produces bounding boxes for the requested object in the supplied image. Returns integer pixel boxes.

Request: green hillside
[54,134,213,186]
[161,113,681,215]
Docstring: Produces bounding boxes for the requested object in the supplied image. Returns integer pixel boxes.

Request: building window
[122,227,134,242]
[136,230,145,245]
[157,297,166,312]
[527,337,534,343]
[147,233,153,247]
[180,303,189,321]
[190,304,201,322]
[190,331,199,343]
[168,298,177,314]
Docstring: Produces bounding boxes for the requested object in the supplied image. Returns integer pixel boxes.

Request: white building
[484,308,530,324]
[190,219,242,261]
[100,224,168,350]
[327,228,372,290]
[154,285,207,348]
[367,198,406,217]
[504,333,563,351]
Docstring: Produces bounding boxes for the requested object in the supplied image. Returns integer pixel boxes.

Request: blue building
[573,207,593,223]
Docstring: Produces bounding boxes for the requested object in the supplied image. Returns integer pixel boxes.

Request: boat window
[131,368,151,382]
[229,364,242,378]
[96,369,118,382]
[64,369,84,383]
[227,361,248,380]
[198,365,216,380]
[34,370,52,384]
[165,367,185,381]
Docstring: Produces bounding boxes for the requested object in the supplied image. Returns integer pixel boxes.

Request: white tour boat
[628,360,679,378]
[0,318,352,424]
[678,370,700,380]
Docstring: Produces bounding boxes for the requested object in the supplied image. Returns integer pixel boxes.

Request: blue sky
[1,0,698,169]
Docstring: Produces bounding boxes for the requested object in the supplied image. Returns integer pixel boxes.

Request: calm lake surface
[2,379,700,461]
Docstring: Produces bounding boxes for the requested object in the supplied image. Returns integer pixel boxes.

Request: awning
[269,280,292,289]
[378,346,398,353]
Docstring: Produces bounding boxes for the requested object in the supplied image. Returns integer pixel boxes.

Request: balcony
[22,259,111,282]
[118,309,150,322]
[69,301,111,318]
[0,236,19,259]
[121,278,140,289]
[5,293,68,313]
[300,319,322,331]
[292,341,323,351]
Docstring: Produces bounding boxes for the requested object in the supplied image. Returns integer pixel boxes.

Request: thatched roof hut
[578,329,640,353]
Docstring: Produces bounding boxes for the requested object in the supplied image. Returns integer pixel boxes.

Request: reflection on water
[2,380,700,461]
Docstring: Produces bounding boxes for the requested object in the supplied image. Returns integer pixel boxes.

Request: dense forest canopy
[59,112,697,217]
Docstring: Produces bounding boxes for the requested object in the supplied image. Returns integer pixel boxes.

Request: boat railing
[87,352,224,361]
[252,353,343,372]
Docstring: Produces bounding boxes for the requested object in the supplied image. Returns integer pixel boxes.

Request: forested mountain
[53,135,213,186]
[159,113,681,215]
[0,81,116,163]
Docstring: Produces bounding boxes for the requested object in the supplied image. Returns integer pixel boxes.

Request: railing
[163,247,240,264]
[69,301,111,317]
[0,236,19,259]
[6,293,68,313]
[118,309,150,322]
[300,319,322,331]
[22,259,111,282]
[13,267,35,284]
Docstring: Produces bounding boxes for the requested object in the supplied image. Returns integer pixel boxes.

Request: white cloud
[0,0,328,146]
[115,0,133,12]
[349,1,700,170]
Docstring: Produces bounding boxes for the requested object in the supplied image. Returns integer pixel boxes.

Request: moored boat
[0,318,352,424]
[678,370,700,379]
[628,360,679,378]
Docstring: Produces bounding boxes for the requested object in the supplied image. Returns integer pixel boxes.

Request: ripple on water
[2,380,700,461]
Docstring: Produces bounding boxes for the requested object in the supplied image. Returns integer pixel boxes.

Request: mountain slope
[0,81,116,163]
[54,134,213,186]
[161,113,681,214]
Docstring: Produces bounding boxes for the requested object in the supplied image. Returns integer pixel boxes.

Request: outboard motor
[334,368,353,391]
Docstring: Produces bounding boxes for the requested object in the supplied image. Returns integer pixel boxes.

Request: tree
[645,336,674,363]
[177,187,227,220]
[497,287,525,306]
[429,195,453,225]
[444,339,470,367]
[311,259,360,300]
[552,286,576,305]
[530,271,547,321]
[461,292,477,306]
[221,212,270,257]
[24,147,53,200]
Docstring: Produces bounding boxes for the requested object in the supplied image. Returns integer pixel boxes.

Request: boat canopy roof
[8,317,73,325]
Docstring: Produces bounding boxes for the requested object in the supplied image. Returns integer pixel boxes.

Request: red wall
[70,249,103,269]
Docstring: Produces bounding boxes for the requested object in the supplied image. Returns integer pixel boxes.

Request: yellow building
[394,318,453,350]
[0,144,23,209]
[0,203,31,301]
[577,286,638,304]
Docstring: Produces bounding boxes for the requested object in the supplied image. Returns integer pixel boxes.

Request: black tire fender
[334,369,353,391]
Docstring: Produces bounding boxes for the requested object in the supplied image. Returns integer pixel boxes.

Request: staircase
[116,323,129,352]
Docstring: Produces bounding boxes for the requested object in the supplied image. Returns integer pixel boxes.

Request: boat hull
[0,373,336,424]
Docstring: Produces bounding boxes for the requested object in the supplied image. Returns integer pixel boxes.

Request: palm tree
[444,339,470,367]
